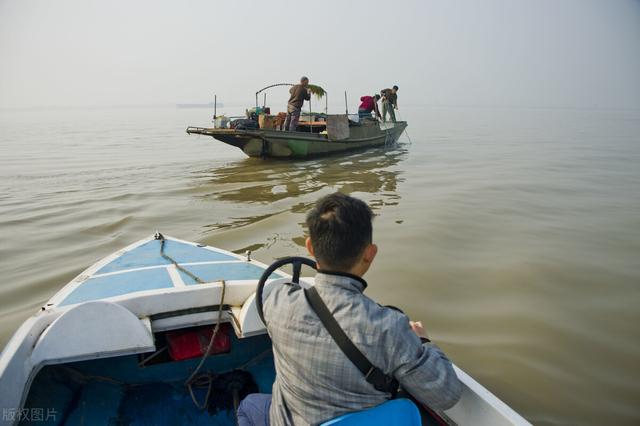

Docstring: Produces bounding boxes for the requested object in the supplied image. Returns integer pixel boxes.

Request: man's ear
[363,243,377,264]
[305,237,315,257]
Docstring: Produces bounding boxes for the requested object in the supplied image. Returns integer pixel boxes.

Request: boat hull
[186,121,407,158]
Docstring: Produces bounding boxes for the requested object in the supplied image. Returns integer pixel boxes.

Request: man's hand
[410,321,429,340]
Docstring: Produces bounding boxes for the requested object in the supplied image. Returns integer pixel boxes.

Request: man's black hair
[374,94,381,100]
[306,192,373,271]
[393,85,399,90]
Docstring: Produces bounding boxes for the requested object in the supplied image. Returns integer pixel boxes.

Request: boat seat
[320,399,421,426]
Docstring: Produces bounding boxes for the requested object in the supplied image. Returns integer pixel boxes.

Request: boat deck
[48,237,281,308]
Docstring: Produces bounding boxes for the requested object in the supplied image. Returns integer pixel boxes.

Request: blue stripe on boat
[96,240,236,274]
[60,268,174,306]
[178,263,281,285]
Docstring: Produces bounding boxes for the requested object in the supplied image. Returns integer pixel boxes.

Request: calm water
[0,105,639,425]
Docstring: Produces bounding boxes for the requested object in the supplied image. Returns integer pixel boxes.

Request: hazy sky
[1,0,639,110]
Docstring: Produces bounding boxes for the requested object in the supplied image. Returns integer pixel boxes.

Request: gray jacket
[263,271,463,425]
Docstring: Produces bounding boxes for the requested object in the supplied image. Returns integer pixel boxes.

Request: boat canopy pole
[344,91,349,115]
[309,97,312,133]
[255,83,295,109]
[213,94,217,119]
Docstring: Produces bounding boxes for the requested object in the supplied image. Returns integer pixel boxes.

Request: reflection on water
[191,146,408,234]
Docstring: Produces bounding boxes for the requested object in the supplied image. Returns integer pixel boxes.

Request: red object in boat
[166,323,231,361]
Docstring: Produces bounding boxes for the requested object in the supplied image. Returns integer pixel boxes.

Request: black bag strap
[303,286,399,396]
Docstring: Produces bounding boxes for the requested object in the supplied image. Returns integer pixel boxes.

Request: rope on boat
[404,128,413,144]
[154,232,228,411]
[158,233,205,284]
[185,277,227,410]
[185,275,226,383]
[395,110,413,145]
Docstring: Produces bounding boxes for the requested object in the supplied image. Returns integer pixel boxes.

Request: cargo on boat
[186,83,408,159]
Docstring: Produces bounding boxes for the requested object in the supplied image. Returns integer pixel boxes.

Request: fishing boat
[0,234,530,426]
[186,83,408,158]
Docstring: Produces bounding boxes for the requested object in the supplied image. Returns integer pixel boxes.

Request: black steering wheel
[255,256,317,326]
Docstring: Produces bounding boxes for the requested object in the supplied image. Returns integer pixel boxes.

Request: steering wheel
[255,256,317,326]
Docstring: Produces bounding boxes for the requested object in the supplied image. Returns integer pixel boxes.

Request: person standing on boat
[358,94,381,120]
[380,85,399,122]
[283,76,311,131]
[238,193,462,426]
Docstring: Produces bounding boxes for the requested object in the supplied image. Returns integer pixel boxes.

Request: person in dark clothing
[380,85,399,123]
[284,76,311,131]
[358,94,381,120]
